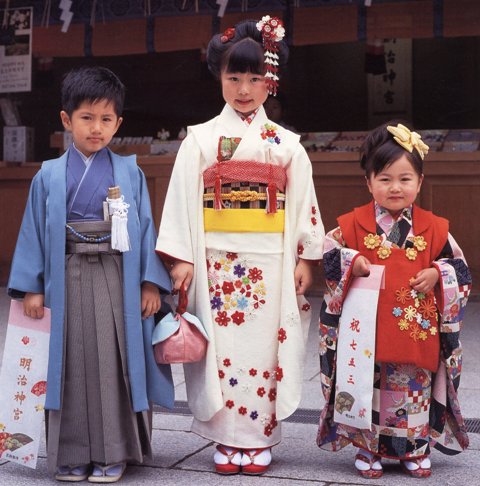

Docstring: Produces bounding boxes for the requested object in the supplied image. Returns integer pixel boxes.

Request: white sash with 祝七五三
[334,265,385,430]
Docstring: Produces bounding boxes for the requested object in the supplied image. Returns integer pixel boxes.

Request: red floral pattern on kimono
[208,253,267,326]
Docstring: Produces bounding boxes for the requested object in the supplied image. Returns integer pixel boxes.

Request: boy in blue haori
[8,66,173,483]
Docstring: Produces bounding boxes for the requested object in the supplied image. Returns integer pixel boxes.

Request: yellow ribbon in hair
[386,123,429,160]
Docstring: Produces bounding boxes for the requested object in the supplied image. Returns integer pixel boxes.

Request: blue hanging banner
[146,15,155,53]
[433,0,444,38]
[84,22,92,57]
[357,4,367,42]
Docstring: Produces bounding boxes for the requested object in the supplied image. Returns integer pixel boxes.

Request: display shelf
[1,150,479,294]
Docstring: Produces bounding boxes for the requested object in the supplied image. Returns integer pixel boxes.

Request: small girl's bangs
[223,39,264,75]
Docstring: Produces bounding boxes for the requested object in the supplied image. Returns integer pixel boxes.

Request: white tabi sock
[355,448,382,471]
[213,446,242,466]
[403,456,431,471]
[240,448,272,467]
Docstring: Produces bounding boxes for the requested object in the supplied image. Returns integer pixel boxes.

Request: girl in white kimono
[156,16,324,475]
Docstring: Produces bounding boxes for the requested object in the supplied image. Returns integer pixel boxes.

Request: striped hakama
[47,221,151,472]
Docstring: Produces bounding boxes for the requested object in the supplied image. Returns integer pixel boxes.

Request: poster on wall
[368,38,412,127]
[0,7,33,93]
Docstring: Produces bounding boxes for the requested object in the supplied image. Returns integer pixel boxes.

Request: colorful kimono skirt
[192,182,285,448]
[318,204,470,459]
[47,221,151,472]
[336,362,433,459]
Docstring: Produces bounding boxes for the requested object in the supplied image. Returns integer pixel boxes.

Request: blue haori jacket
[7,148,174,412]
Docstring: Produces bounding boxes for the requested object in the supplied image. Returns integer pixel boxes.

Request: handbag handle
[175,281,188,315]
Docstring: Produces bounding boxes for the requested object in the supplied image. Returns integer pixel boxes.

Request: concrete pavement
[1,288,479,486]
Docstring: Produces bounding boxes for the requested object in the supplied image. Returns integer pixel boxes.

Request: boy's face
[221,70,269,116]
[60,99,122,157]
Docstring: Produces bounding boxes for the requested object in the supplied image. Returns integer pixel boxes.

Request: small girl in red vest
[317,122,471,478]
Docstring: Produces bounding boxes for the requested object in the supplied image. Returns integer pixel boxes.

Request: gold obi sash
[203,208,285,233]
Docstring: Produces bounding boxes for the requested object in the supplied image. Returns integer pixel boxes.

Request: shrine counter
[1,151,479,294]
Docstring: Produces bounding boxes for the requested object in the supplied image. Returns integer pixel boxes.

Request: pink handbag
[152,287,209,364]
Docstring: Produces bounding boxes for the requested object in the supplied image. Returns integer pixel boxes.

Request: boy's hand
[141,282,161,319]
[410,268,439,294]
[294,259,314,295]
[352,255,371,277]
[24,293,45,319]
[171,261,194,292]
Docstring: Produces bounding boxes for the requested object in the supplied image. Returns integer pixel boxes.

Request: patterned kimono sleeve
[317,226,361,449]
[430,232,471,453]
[432,233,472,332]
[319,226,359,401]
[290,145,324,261]
[432,233,471,378]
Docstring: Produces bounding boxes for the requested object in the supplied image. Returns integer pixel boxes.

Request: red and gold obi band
[203,160,287,214]
[203,160,287,234]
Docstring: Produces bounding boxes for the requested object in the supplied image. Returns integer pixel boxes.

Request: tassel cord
[107,196,131,252]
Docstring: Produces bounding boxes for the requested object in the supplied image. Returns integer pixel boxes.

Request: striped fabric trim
[204,182,285,210]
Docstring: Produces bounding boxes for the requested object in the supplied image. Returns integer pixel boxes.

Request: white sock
[403,456,431,471]
[355,448,382,471]
[214,446,242,466]
[240,448,272,467]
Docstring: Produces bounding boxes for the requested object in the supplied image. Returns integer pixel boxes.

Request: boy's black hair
[207,19,289,80]
[61,66,125,117]
[360,120,424,177]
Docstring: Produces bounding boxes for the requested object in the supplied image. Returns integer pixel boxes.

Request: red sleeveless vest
[338,202,449,372]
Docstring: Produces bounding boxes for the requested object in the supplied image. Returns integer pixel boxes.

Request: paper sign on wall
[0,7,33,93]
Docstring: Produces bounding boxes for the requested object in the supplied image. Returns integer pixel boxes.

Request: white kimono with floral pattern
[156,104,324,447]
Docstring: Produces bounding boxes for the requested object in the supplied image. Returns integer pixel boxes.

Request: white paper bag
[334,264,384,429]
[0,300,51,468]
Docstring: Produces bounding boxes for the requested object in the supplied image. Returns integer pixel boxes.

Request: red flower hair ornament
[221,27,235,43]
[256,15,285,96]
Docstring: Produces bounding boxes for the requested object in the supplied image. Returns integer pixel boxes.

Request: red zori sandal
[213,445,242,475]
[241,448,272,475]
[401,456,432,478]
[354,449,383,479]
